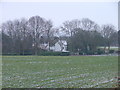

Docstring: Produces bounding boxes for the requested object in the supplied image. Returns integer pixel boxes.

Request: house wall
[41,40,68,52]
[50,42,61,51]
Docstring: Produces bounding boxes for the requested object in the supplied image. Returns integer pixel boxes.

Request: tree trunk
[34,42,38,55]
[108,45,110,53]
[104,46,106,53]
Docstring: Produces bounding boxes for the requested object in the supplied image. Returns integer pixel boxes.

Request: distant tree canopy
[67,29,104,54]
[1,16,118,55]
[61,19,118,54]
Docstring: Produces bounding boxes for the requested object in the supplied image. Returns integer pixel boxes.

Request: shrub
[96,49,105,55]
[109,50,115,54]
[61,52,70,56]
[86,51,94,55]
[2,53,19,55]
[79,51,84,55]
[38,51,70,56]
[19,50,33,55]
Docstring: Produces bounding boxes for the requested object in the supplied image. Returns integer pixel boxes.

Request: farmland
[2,56,118,88]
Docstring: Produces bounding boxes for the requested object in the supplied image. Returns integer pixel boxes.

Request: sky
[0,2,118,29]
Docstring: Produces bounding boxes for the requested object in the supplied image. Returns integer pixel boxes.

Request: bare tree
[28,16,46,55]
[61,19,81,37]
[19,18,30,55]
[44,20,53,51]
[1,21,15,54]
[81,18,99,31]
[101,24,117,52]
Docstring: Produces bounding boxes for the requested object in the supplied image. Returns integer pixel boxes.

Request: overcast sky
[0,2,118,29]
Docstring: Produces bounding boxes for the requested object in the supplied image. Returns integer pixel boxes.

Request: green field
[98,46,118,51]
[2,56,118,88]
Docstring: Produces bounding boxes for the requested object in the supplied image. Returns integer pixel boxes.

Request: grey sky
[1,2,118,29]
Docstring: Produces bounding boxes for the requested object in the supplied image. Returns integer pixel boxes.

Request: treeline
[0,16,118,55]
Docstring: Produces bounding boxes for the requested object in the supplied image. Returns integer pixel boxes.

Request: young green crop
[2,56,118,88]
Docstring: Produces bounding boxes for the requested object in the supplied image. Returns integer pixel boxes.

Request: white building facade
[39,40,68,52]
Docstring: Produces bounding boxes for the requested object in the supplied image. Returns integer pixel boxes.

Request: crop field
[2,56,118,88]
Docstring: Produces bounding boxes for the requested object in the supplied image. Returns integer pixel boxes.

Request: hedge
[38,51,70,56]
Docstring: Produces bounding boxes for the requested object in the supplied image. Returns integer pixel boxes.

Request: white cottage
[39,40,68,52]
[50,40,68,52]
